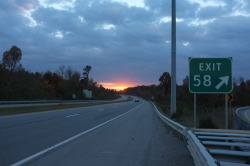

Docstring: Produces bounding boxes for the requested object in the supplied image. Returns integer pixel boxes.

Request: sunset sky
[1,0,250,90]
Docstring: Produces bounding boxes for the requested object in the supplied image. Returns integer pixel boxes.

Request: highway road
[0,99,194,166]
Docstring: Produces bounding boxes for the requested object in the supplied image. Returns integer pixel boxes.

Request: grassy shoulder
[0,96,133,116]
[156,102,235,129]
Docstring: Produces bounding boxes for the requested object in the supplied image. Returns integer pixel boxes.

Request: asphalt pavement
[0,99,194,166]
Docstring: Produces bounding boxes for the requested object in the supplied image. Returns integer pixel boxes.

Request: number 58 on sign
[189,58,232,93]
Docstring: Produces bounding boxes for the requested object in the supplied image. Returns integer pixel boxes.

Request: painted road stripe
[10,101,144,166]
[65,114,80,118]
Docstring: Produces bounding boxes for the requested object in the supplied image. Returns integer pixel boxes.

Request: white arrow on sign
[215,76,229,90]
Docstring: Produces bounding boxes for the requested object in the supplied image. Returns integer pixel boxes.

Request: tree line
[124,72,250,114]
[0,45,119,101]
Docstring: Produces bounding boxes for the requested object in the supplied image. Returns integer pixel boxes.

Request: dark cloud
[176,0,199,18]
[32,8,77,31]
[76,1,128,24]
[144,0,169,15]
[144,0,198,18]
[198,6,228,19]
[0,0,250,86]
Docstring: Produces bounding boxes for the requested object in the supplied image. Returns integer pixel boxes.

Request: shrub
[199,117,218,129]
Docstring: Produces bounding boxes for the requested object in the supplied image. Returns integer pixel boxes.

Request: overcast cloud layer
[1,0,250,87]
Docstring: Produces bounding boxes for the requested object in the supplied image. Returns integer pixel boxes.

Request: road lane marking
[98,109,105,111]
[65,114,80,118]
[10,101,144,166]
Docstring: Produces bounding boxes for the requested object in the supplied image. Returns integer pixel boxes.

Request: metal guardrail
[152,102,186,137]
[0,100,102,105]
[151,102,217,166]
[186,130,217,166]
[193,129,250,165]
[0,100,95,108]
[235,107,250,130]
[151,102,250,166]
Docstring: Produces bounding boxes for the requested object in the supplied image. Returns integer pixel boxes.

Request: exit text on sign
[189,58,232,93]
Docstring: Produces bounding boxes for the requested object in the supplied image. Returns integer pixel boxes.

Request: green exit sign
[189,58,232,93]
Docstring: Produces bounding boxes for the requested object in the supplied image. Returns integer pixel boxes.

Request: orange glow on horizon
[99,82,135,91]
[112,86,128,91]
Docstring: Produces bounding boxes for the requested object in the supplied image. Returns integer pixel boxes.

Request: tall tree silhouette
[2,45,22,72]
[82,65,92,87]
[159,72,171,95]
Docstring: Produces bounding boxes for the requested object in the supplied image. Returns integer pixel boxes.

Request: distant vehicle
[134,99,139,102]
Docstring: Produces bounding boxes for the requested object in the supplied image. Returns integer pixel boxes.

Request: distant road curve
[236,107,250,123]
[243,109,250,122]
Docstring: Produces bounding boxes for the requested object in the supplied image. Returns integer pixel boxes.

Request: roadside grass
[156,103,235,129]
[176,107,232,129]
[0,96,133,116]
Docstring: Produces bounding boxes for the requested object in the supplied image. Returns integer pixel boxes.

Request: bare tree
[58,65,66,79]
[65,66,73,80]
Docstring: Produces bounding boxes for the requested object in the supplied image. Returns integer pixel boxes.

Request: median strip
[0,96,133,116]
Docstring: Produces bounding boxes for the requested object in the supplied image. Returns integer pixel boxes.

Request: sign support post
[227,94,233,125]
[194,93,197,128]
[225,94,228,129]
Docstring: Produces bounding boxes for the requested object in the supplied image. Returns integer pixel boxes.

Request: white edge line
[10,101,144,166]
